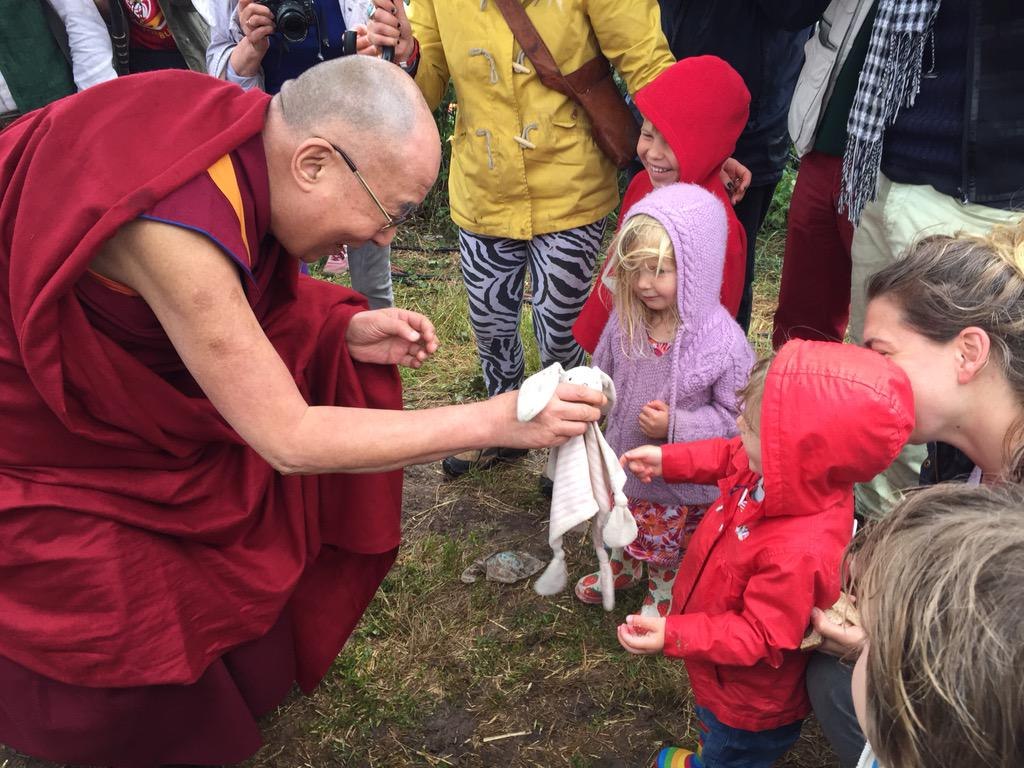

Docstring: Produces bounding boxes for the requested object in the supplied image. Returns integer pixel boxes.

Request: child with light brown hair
[575,184,753,617]
[619,340,914,768]
[848,482,1024,768]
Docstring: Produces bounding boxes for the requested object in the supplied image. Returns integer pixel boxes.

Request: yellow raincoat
[409,0,674,239]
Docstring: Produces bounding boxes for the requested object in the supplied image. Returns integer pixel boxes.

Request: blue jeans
[688,705,802,768]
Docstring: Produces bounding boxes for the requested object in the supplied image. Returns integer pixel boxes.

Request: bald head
[263,57,441,258]
[276,56,432,144]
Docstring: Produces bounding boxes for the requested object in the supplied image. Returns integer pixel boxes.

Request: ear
[516,363,565,422]
[292,139,334,189]
[598,369,616,410]
[954,326,992,384]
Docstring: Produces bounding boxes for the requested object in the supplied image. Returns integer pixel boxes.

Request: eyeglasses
[314,136,415,232]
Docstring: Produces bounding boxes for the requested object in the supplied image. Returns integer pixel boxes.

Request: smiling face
[637,119,680,188]
[863,295,960,444]
[631,255,677,315]
[275,122,440,263]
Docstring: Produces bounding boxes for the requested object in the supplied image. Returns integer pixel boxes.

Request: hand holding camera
[231,0,277,76]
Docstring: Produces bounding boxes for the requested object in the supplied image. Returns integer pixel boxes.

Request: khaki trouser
[850,173,1023,518]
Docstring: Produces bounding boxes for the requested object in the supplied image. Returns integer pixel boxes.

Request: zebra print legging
[458,220,606,397]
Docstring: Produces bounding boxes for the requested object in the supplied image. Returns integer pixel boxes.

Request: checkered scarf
[839,0,942,224]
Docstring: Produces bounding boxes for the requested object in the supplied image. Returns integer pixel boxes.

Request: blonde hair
[866,220,1024,478]
[735,355,773,432]
[611,214,678,355]
[850,483,1024,768]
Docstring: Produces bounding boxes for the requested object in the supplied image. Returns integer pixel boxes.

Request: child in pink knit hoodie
[574,184,754,616]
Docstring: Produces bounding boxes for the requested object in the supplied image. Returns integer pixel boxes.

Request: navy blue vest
[262,0,348,95]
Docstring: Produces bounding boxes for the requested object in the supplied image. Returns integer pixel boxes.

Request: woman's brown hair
[866,221,1024,478]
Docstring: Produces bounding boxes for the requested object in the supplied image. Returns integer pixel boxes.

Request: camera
[263,0,317,44]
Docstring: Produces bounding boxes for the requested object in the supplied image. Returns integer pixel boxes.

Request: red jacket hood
[635,56,750,188]
[760,341,915,518]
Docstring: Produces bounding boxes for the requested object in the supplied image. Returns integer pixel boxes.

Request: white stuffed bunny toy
[517,363,637,610]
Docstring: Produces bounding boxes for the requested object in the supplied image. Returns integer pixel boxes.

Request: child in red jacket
[618,340,914,768]
[572,55,751,353]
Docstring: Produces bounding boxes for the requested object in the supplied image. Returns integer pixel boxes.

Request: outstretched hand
[617,614,666,655]
[500,381,606,450]
[620,445,663,483]
[346,307,439,368]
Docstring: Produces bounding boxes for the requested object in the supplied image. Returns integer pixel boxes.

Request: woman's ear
[955,326,992,384]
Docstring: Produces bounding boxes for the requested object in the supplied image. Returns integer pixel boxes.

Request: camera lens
[277,5,308,43]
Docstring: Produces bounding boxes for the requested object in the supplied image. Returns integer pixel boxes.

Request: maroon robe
[0,70,402,765]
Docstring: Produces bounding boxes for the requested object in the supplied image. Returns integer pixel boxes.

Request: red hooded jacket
[0,71,402,692]
[573,56,750,353]
[659,341,914,731]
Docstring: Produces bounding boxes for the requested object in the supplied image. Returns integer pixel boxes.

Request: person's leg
[655,705,802,768]
[526,219,605,371]
[772,151,853,347]
[458,228,530,396]
[850,176,1021,518]
[574,548,643,605]
[642,564,674,618]
[734,182,778,332]
[806,653,864,768]
[443,230,530,476]
[348,242,394,309]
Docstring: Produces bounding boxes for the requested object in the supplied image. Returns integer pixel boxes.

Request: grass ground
[0,170,840,768]
[224,176,838,768]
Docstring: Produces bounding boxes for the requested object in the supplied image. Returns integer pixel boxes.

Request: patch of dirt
[419,702,478,755]
[401,458,552,547]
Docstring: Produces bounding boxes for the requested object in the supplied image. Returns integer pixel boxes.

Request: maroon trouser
[772,150,854,349]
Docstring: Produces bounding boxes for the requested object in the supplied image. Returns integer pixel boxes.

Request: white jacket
[788,0,875,157]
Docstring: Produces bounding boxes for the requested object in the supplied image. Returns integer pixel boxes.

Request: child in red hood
[573,56,751,353]
[617,340,914,768]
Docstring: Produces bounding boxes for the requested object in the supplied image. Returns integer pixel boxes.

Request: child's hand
[638,400,669,439]
[617,614,666,654]
[620,445,663,482]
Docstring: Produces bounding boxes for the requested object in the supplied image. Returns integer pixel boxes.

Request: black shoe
[441,447,529,478]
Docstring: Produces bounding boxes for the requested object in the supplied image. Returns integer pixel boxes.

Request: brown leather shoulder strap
[489,0,573,96]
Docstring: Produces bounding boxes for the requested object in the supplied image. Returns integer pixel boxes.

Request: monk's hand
[346,308,438,368]
[501,382,605,449]
[620,445,663,483]
[617,614,665,655]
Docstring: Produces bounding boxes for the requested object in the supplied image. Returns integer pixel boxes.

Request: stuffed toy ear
[602,502,638,549]
[517,363,565,422]
[597,369,616,413]
[534,549,568,596]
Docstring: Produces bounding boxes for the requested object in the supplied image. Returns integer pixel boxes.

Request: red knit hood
[760,341,915,518]
[634,55,750,188]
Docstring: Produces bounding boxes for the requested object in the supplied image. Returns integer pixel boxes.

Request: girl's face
[637,119,680,188]
[737,412,762,474]
[863,296,960,444]
[632,256,677,314]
